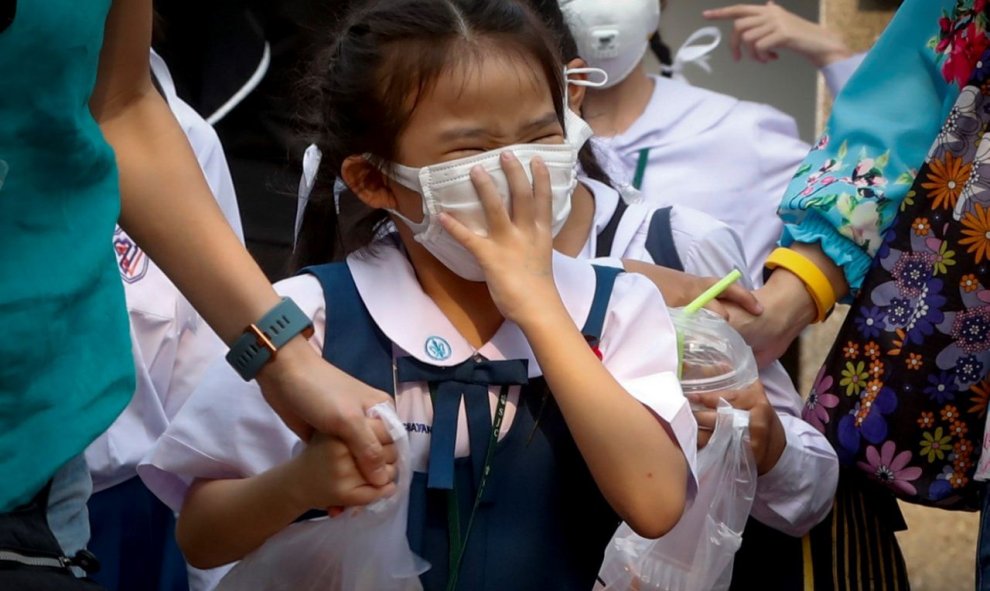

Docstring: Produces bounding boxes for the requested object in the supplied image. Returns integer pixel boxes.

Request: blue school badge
[425,336,452,361]
[113,226,149,283]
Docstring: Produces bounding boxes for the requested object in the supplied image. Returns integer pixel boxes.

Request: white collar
[611,75,739,152]
[346,237,597,378]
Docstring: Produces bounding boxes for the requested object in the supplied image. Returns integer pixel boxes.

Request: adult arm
[620,259,764,317]
[702,2,869,96]
[727,0,962,363]
[777,0,959,293]
[141,276,398,567]
[703,1,853,67]
[91,0,390,484]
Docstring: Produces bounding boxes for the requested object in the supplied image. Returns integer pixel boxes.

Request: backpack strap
[643,206,684,272]
[595,198,629,259]
[581,265,623,345]
[300,262,396,397]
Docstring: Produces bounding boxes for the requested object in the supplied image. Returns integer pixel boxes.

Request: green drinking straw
[677,268,743,379]
[684,268,743,314]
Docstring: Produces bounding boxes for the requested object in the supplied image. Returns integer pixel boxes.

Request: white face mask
[378,108,594,282]
[560,0,661,89]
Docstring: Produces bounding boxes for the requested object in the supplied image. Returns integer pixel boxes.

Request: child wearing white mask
[559,0,863,282]
[523,1,839,588]
[138,1,704,589]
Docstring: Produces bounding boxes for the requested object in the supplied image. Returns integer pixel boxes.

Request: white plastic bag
[216,403,429,591]
[598,402,757,591]
[597,308,760,591]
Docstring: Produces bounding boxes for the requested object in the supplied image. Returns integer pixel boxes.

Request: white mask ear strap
[662,27,721,80]
[564,108,595,150]
[564,66,609,88]
[295,144,323,246]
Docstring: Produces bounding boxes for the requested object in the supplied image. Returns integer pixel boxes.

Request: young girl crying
[140,1,698,589]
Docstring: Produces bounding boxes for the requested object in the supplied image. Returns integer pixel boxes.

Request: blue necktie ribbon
[396,356,529,491]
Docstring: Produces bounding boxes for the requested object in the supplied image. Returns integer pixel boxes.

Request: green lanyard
[430,384,510,591]
[632,147,651,191]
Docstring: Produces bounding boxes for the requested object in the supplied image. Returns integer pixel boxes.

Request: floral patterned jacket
[779,0,985,295]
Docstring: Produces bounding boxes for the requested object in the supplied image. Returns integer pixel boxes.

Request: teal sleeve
[778,0,965,295]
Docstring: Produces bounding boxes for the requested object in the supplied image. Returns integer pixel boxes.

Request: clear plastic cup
[669,307,759,399]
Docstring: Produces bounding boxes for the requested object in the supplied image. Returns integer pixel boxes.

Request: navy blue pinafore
[303,262,624,591]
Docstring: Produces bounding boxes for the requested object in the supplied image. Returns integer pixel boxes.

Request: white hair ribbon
[662,27,721,81]
[295,143,323,245]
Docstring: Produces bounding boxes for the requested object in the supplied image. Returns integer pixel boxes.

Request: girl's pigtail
[578,144,614,189]
[650,31,673,76]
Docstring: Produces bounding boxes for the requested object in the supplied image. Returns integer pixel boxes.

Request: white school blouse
[84,52,244,494]
[595,75,808,283]
[594,57,863,284]
[139,239,698,516]
[580,176,839,536]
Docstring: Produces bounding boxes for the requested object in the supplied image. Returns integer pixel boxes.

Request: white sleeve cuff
[749,419,838,536]
[822,53,867,98]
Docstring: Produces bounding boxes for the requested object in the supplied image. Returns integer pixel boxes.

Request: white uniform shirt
[596,63,861,284]
[139,240,698,520]
[149,51,244,241]
[580,176,838,536]
[596,76,808,283]
[84,53,243,493]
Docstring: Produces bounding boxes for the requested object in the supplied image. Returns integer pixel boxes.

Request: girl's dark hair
[650,32,674,74]
[523,0,615,192]
[293,0,567,270]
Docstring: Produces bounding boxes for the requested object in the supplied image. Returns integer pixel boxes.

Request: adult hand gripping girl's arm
[621,260,765,320]
[439,152,688,538]
[91,0,393,486]
[724,242,850,368]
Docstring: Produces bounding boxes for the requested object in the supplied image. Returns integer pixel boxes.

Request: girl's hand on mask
[439,151,562,327]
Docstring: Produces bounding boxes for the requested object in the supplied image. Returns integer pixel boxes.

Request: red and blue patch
[113,227,149,283]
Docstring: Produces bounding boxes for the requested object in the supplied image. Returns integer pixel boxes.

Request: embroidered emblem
[113,226,149,283]
[425,336,452,361]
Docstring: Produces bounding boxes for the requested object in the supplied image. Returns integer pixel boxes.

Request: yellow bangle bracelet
[765,247,836,323]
